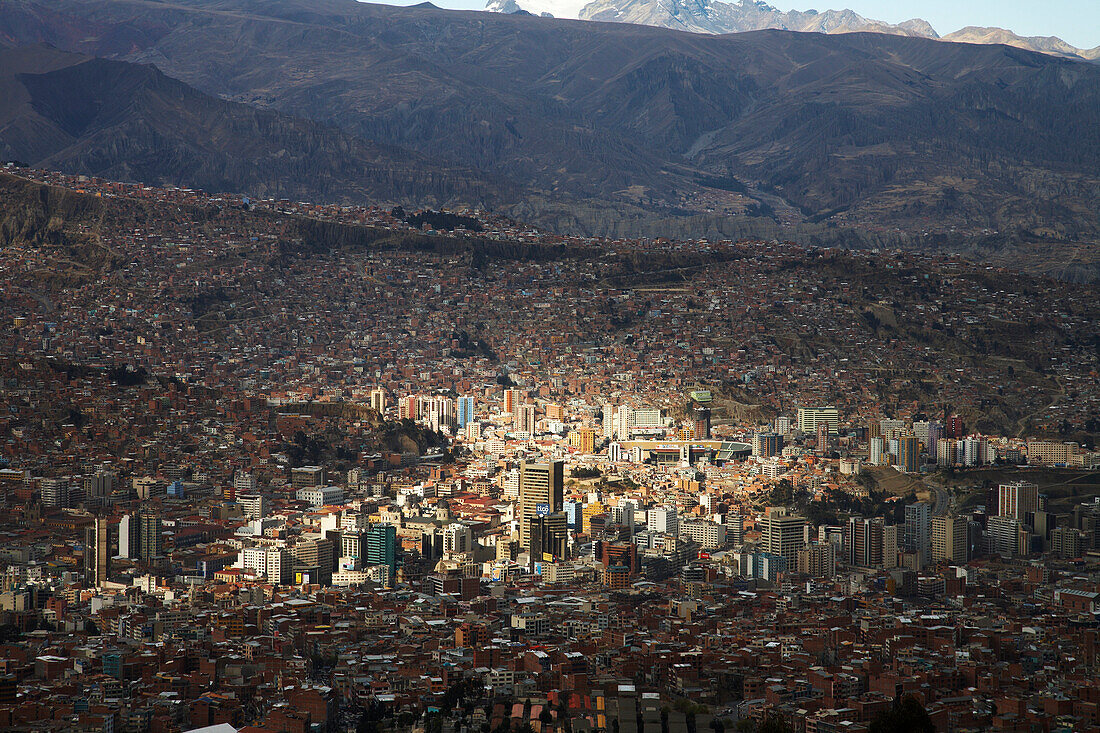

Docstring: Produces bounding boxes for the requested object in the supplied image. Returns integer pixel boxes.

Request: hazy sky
[375,0,1099,49]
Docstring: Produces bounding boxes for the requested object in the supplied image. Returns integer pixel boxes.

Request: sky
[373,0,1100,49]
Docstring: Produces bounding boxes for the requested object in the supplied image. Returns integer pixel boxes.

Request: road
[925,477,950,517]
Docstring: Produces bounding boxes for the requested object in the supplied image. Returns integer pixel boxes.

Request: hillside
[0,45,513,208]
[1,1,1099,277]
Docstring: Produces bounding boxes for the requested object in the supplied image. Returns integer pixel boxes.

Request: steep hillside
[0,0,1098,275]
[0,45,514,207]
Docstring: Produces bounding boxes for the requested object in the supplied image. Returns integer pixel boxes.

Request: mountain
[942,26,1100,62]
[1,0,1099,279]
[578,0,934,38]
[0,44,512,207]
[490,0,1099,62]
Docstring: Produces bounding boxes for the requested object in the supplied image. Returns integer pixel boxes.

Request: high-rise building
[456,396,475,428]
[529,512,569,563]
[139,512,163,561]
[366,524,398,583]
[615,405,635,441]
[945,415,964,439]
[797,407,839,434]
[40,478,70,509]
[519,461,564,552]
[998,481,1039,523]
[904,502,931,565]
[646,506,679,536]
[83,471,117,500]
[883,524,900,568]
[291,466,326,489]
[607,442,623,462]
[936,438,957,466]
[869,436,886,466]
[796,542,836,579]
[761,507,807,561]
[897,435,921,473]
[774,416,791,435]
[570,428,596,454]
[932,515,968,564]
[845,517,884,568]
[817,423,831,454]
[370,388,386,415]
[752,432,783,458]
[118,514,138,559]
[237,493,269,519]
[84,517,110,587]
[988,514,1028,557]
[516,403,537,436]
[443,523,473,556]
[726,511,744,546]
[503,388,523,416]
[692,407,711,440]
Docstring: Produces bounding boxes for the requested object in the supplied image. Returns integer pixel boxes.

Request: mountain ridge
[486,0,1100,62]
[1,0,1098,281]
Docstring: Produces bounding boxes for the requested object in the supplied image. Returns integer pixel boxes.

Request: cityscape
[0,164,1097,733]
[1,0,1099,731]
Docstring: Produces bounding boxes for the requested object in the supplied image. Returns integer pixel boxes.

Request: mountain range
[488,0,1100,62]
[0,0,1098,280]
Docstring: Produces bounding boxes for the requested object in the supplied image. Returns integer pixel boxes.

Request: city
[0,166,1098,733]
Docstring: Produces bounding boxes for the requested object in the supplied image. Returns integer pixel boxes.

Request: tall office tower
[602,403,616,439]
[912,421,930,449]
[572,428,596,454]
[797,406,839,435]
[564,500,583,530]
[817,423,831,453]
[774,416,791,435]
[40,478,70,509]
[503,388,523,415]
[897,435,921,473]
[615,405,635,441]
[761,507,807,561]
[925,422,943,452]
[83,471,117,500]
[530,512,569,563]
[139,512,163,561]
[988,514,1027,557]
[868,420,882,440]
[233,471,258,494]
[869,436,886,466]
[646,506,679,536]
[845,517,884,568]
[84,517,111,587]
[936,438,957,466]
[516,403,537,436]
[237,493,269,520]
[370,388,387,415]
[726,511,745,546]
[607,442,623,462]
[399,394,417,420]
[118,514,138,559]
[366,523,398,581]
[456,396,475,428]
[932,515,968,564]
[752,432,783,458]
[945,415,964,439]
[904,502,931,565]
[519,461,564,552]
[998,481,1039,523]
[443,522,473,556]
[692,407,712,440]
[883,524,901,568]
